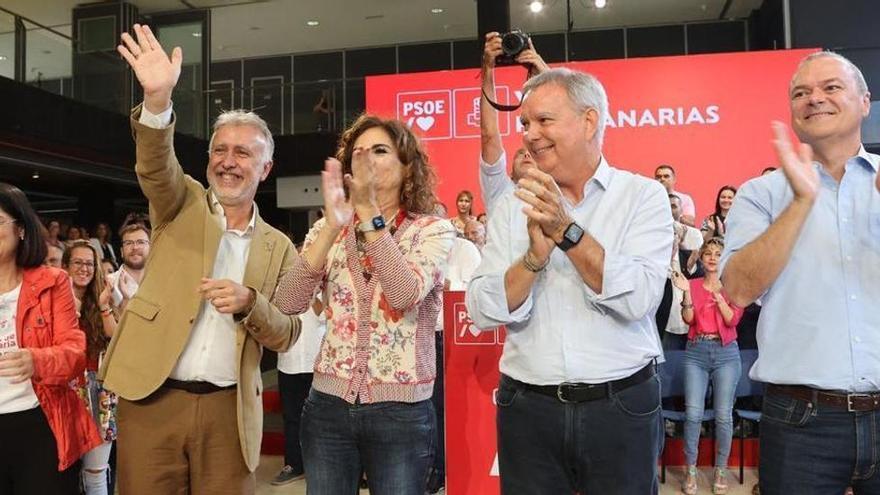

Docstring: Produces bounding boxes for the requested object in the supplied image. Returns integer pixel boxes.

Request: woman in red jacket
[0,183,102,494]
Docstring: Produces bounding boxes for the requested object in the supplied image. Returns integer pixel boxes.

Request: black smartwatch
[556,222,584,252]
[357,215,386,233]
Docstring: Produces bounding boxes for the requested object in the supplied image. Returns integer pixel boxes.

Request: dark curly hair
[336,114,439,215]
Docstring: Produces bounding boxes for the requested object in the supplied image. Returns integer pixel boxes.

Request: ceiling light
[32,171,40,179]
[595,0,607,7]
[0,55,7,61]
[431,8,444,14]
[191,32,202,37]
[529,1,543,13]
[306,20,319,27]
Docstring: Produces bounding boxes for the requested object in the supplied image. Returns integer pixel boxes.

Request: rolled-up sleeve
[581,181,672,321]
[719,177,774,276]
[466,196,532,329]
[479,152,514,213]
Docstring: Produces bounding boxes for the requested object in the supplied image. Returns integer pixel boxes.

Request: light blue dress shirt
[466,158,671,385]
[479,152,514,213]
[721,147,880,392]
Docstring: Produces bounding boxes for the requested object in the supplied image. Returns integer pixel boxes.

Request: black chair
[733,349,762,484]
[659,349,715,483]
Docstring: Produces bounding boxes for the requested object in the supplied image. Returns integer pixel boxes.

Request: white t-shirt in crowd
[446,238,482,291]
[277,300,327,375]
[437,238,483,332]
[0,283,40,414]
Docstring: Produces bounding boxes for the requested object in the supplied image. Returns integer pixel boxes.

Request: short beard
[123,258,145,270]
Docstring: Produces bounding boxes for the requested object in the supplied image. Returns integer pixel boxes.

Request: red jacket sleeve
[29,271,87,386]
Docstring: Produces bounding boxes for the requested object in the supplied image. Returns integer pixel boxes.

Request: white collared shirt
[467,157,671,385]
[140,104,257,386]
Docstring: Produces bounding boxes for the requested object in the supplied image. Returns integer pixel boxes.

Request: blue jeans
[760,387,880,495]
[683,339,741,467]
[300,388,435,495]
[496,371,663,494]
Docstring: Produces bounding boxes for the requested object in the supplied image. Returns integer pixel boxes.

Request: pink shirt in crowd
[687,278,743,346]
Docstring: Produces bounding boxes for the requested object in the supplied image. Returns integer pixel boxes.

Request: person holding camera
[479,31,548,213]
[467,67,671,494]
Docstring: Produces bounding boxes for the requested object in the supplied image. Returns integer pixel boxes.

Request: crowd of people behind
[0,21,877,495]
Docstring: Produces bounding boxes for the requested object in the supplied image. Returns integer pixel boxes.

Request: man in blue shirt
[721,51,880,494]
[467,68,671,494]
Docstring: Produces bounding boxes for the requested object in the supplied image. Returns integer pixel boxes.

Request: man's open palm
[118,23,182,113]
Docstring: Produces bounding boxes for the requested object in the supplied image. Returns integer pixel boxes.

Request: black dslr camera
[496,29,530,66]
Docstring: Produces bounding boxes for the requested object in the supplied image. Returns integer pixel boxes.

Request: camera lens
[501,32,527,56]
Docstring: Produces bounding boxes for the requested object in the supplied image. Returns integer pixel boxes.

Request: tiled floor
[254,455,759,494]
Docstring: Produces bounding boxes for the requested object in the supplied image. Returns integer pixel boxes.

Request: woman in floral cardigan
[275,114,455,495]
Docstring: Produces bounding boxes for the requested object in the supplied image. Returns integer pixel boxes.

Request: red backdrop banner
[442,291,505,495]
[366,49,815,223]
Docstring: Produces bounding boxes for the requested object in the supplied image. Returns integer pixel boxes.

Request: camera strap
[481,86,522,112]
[481,65,538,112]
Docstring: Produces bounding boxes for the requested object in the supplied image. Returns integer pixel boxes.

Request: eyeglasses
[70,260,96,271]
[121,239,150,248]
[0,218,16,227]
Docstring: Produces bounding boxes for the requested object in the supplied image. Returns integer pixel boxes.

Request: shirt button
[841,217,848,222]
[854,337,862,343]
[851,295,857,301]
[846,256,853,262]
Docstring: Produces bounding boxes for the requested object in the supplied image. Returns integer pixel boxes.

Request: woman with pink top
[450,190,476,236]
[672,237,743,495]
[274,114,455,495]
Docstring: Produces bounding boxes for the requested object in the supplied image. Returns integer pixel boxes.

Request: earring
[19,232,24,240]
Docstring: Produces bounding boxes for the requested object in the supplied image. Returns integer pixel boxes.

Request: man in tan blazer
[100,24,300,494]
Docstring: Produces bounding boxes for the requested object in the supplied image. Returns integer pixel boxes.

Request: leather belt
[768,384,880,413]
[162,378,236,395]
[692,333,721,341]
[513,362,656,404]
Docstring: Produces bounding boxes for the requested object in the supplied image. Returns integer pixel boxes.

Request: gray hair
[207,110,275,165]
[791,51,869,96]
[522,67,609,146]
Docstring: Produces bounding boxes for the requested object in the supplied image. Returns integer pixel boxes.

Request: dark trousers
[0,407,81,494]
[279,371,313,473]
[655,278,673,338]
[759,387,880,495]
[301,389,435,495]
[427,331,445,492]
[497,373,662,495]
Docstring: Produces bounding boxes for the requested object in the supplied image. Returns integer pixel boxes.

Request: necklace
[355,209,406,282]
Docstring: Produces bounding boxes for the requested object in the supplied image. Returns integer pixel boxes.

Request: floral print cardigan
[275,213,455,404]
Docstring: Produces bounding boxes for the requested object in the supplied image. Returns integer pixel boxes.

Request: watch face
[565,223,584,243]
[372,216,386,230]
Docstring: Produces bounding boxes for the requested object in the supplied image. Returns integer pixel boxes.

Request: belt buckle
[557,383,577,404]
[556,383,574,404]
[847,393,872,412]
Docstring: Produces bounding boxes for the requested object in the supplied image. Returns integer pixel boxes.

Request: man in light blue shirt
[478,32,546,212]
[467,68,671,495]
[721,51,880,495]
